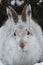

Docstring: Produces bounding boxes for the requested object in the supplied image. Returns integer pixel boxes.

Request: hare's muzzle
[19,42,25,49]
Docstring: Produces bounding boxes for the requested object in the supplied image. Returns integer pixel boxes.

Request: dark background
[0,0,43,30]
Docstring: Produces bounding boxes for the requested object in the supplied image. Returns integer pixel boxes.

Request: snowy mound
[34,62,43,65]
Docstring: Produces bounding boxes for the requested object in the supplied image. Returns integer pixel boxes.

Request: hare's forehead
[15,23,28,31]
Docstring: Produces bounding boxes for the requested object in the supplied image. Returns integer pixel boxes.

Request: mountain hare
[0,4,43,65]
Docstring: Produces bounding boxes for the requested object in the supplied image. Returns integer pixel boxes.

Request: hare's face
[10,21,40,52]
[1,4,42,65]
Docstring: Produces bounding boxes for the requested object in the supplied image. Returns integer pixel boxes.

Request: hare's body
[0,4,43,65]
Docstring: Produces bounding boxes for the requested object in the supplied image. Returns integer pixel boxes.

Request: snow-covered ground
[0,61,4,65]
[0,61,43,65]
[34,62,43,65]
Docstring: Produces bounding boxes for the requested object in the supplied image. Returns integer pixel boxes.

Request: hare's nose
[20,42,25,49]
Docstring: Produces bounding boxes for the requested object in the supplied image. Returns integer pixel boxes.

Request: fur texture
[0,4,43,65]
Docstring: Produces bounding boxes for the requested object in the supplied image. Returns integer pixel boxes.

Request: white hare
[0,4,43,65]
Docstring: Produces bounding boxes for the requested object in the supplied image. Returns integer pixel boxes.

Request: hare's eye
[27,31,30,35]
[26,29,30,35]
[14,32,16,36]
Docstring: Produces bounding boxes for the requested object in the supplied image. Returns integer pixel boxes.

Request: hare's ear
[21,4,27,22]
[22,4,32,22]
[6,6,18,23]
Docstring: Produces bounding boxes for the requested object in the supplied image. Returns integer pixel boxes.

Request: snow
[37,0,43,5]
[11,0,15,5]
[0,62,43,65]
[34,62,43,65]
[0,61,4,65]
[11,0,24,6]
[39,0,43,3]
[16,0,24,6]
